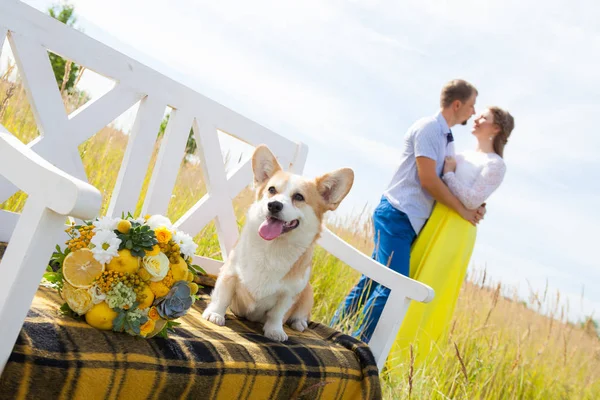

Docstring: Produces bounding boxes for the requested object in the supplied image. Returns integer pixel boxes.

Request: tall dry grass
[1,70,599,400]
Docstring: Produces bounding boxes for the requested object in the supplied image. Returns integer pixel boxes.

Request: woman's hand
[443,156,457,174]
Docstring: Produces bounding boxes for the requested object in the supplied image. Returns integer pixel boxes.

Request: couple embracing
[331,79,515,363]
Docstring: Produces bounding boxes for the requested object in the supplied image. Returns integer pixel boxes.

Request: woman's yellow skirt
[389,202,477,367]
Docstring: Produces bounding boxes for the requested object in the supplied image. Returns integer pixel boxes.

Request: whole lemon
[85,302,118,330]
[170,256,188,282]
[106,249,139,274]
[137,285,155,309]
[146,245,161,256]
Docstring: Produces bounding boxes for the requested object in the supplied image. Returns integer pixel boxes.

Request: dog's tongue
[259,218,284,240]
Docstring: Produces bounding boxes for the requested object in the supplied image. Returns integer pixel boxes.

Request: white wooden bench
[0,0,433,374]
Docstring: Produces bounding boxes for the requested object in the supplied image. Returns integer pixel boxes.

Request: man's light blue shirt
[383,111,453,234]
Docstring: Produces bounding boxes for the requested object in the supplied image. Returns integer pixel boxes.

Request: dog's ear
[252,145,282,187]
[316,168,354,211]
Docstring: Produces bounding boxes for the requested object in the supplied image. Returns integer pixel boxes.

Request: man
[331,79,485,342]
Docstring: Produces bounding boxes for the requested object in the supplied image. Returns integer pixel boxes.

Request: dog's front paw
[264,324,288,342]
[202,310,226,326]
[290,319,308,332]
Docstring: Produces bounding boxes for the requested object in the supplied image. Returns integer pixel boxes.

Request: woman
[390,106,515,366]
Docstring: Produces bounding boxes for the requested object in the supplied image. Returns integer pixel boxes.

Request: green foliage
[112,303,149,336]
[60,302,84,320]
[116,221,158,258]
[47,3,80,92]
[157,320,181,339]
[43,244,69,293]
[158,113,197,158]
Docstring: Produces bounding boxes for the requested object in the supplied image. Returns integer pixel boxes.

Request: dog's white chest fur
[235,235,310,301]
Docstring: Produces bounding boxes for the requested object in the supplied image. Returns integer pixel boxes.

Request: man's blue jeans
[330,196,416,343]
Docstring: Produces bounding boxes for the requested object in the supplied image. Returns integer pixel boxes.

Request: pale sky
[7,0,600,321]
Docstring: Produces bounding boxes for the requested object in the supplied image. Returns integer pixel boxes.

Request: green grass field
[2,75,599,399]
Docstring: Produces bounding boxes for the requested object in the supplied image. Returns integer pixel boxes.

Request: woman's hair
[440,79,478,108]
[489,106,515,158]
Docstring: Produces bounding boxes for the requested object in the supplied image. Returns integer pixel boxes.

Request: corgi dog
[202,145,354,341]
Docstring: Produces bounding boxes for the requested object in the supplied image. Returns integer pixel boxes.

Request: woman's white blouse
[443,150,506,210]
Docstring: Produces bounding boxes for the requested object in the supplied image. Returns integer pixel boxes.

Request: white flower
[142,252,170,282]
[172,230,198,259]
[90,230,121,264]
[126,307,148,322]
[61,282,94,315]
[93,216,119,232]
[146,215,173,230]
[88,284,107,304]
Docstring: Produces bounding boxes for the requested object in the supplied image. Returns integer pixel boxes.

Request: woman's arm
[443,158,506,210]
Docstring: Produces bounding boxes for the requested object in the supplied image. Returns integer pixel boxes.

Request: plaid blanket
[0,284,381,399]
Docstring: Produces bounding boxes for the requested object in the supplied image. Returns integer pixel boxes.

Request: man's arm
[416,156,480,225]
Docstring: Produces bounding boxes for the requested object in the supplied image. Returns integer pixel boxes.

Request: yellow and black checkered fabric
[0,286,381,399]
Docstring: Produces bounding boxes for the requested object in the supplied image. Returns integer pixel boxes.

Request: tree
[47,3,80,92]
[158,113,198,159]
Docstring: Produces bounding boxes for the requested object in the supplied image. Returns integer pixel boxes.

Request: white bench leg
[0,198,66,373]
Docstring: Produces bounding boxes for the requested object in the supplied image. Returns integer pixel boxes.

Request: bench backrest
[0,0,433,370]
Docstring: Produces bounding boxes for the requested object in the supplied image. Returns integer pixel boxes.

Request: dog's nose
[268,201,283,213]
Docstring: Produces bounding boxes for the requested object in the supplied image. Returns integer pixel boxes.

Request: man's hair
[440,79,478,108]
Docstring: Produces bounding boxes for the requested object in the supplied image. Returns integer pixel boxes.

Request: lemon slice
[63,248,105,288]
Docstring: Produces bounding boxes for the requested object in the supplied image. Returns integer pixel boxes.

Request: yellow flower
[189,282,199,295]
[142,253,170,282]
[154,227,172,244]
[140,319,156,337]
[148,306,160,321]
[149,281,170,298]
[61,282,94,314]
[117,220,131,234]
[161,270,175,288]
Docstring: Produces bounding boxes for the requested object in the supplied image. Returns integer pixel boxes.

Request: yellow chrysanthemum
[161,270,175,288]
[154,227,172,244]
[148,281,170,298]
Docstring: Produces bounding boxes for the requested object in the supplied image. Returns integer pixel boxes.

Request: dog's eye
[293,193,304,202]
[268,186,277,195]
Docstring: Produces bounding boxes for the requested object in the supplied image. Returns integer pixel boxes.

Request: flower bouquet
[43,213,205,338]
